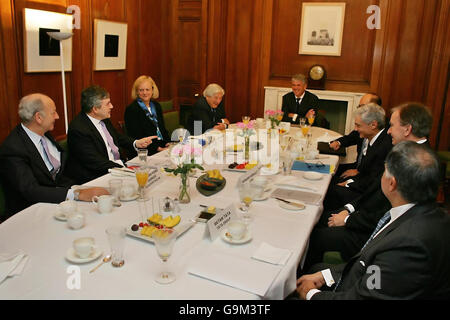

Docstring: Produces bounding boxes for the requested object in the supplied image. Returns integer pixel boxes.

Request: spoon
[89,255,112,273]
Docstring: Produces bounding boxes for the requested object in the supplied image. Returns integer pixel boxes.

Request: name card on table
[206,205,238,241]
[237,164,263,185]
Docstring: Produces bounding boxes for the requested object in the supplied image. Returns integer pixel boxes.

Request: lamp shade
[47,32,73,41]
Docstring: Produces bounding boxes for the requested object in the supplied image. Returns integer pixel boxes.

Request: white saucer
[303,171,323,180]
[65,246,102,264]
[221,230,252,244]
[54,208,67,221]
[254,188,272,201]
[120,193,139,201]
[277,199,306,211]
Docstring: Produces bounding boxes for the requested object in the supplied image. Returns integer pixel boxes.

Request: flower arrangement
[165,144,204,203]
[236,120,256,137]
[265,110,284,129]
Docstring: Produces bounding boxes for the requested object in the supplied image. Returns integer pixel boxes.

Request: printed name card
[206,205,238,241]
[237,164,263,185]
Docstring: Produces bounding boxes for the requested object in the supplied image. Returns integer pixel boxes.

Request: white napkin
[315,132,337,143]
[252,242,292,265]
[0,251,29,284]
[188,252,281,297]
[108,168,135,177]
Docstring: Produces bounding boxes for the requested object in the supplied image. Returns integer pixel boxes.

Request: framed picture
[298,3,346,56]
[94,19,128,71]
[23,8,73,73]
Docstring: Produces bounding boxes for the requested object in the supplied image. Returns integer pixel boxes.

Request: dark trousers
[298,225,369,278]
[323,183,362,212]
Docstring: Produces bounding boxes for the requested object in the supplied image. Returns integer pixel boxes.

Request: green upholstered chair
[323,251,344,265]
[159,99,184,138]
[58,138,68,152]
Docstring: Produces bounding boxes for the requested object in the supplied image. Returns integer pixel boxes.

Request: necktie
[40,137,61,179]
[211,108,217,123]
[334,210,391,292]
[296,98,301,112]
[100,121,121,160]
[357,139,368,168]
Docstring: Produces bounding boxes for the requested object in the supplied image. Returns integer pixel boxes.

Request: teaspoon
[89,254,112,273]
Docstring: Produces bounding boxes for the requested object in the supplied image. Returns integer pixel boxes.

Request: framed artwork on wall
[23,8,73,73]
[298,3,346,56]
[93,19,128,71]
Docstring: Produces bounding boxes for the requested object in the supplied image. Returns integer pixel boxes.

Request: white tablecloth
[0,127,344,300]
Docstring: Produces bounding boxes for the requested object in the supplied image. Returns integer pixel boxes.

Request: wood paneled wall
[0,0,449,150]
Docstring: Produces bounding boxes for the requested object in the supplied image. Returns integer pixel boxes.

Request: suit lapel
[17,126,54,181]
[81,113,111,155]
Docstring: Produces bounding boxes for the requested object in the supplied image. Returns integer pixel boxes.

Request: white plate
[65,246,102,264]
[54,208,67,221]
[221,229,252,244]
[303,171,323,180]
[120,193,139,201]
[126,221,195,243]
[277,199,306,211]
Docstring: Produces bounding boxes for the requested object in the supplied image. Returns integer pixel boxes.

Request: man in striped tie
[67,86,157,184]
[294,142,450,300]
[0,94,109,219]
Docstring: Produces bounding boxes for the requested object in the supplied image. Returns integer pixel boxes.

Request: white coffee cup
[59,200,77,217]
[67,212,85,230]
[92,195,114,214]
[252,176,268,187]
[227,220,247,240]
[120,183,137,199]
[306,150,319,160]
[73,237,95,259]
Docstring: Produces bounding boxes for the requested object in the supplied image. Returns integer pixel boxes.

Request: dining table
[0,125,356,300]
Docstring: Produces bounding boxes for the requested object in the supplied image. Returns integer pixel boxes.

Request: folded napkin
[291,161,331,174]
[0,251,29,284]
[252,242,292,265]
[108,168,135,177]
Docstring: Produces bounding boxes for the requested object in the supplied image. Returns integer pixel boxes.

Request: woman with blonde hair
[124,75,170,155]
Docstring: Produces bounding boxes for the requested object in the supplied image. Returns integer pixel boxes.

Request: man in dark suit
[295,141,450,300]
[187,83,230,135]
[67,86,156,184]
[281,74,319,125]
[0,94,108,220]
[323,103,393,210]
[329,93,382,181]
[303,103,433,271]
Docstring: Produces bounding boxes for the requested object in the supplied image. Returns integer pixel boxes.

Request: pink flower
[236,122,246,129]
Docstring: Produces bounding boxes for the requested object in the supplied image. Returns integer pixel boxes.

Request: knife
[273,197,305,208]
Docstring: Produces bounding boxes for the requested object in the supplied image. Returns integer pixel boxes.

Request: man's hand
[329,141,341,150]
[288,113,296,118]
[296,272,325,300]
[157,146,168,152]
[78,187,109,202]
[337,180,349,187]
[213,123,226,130]
[305,109,316,119]
[222,118,230,125]
[136,136,158,148]
[340,169,359,179]
[328,209,349,227]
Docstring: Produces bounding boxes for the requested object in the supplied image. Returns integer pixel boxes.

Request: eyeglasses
[305,161,325,168]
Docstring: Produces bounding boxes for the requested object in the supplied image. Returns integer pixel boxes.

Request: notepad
[271,188,322,206]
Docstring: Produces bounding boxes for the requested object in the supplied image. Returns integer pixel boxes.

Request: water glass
[138,148,148,164]
[109,179,123,204]
[106,226,126,267]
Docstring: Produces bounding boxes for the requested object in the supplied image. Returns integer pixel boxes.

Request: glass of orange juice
[308,115,315,125]
[242,116,251,124]
[135,167,150,200]
[301,124,310,137]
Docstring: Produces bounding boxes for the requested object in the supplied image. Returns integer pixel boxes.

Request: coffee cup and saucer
[54,200,78,221]
[221,220,252,244]
[65,237,102,264]
[119,184,139,201]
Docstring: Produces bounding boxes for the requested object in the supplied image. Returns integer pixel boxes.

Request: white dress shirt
[21,124,74,200]
[86,115,125,167]
[292,92,306,122]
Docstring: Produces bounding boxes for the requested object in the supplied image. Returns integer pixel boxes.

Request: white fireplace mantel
[264,86,364,135]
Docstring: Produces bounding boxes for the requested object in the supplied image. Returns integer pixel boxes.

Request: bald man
[0,94,108,220]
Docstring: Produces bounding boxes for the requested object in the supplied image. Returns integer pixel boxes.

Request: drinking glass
[242,116,251,124]
[307,114,315,125]
[135,167,149,200]
[138,148,148,164]
[106,226,126,267]
[108,179,123,205]
[153,228,178,284]
[299,118,306,126]
[238,183,256,224]
[301,124,310,137]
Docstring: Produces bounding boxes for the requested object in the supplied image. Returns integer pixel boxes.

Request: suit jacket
[313,203,450,300]
[67,112,135,184]
[347,128,393,192]
[0,125,74,218]
[187,97,227,134]
[336,130,364,162]
[281,91,319,125]
[124,100,170,155]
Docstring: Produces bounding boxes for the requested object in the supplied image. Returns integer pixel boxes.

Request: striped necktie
[100,121,121,160]
[334,210,391,292]
[40,137,61,179]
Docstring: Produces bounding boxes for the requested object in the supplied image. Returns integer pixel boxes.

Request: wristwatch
[73,189,80,201]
